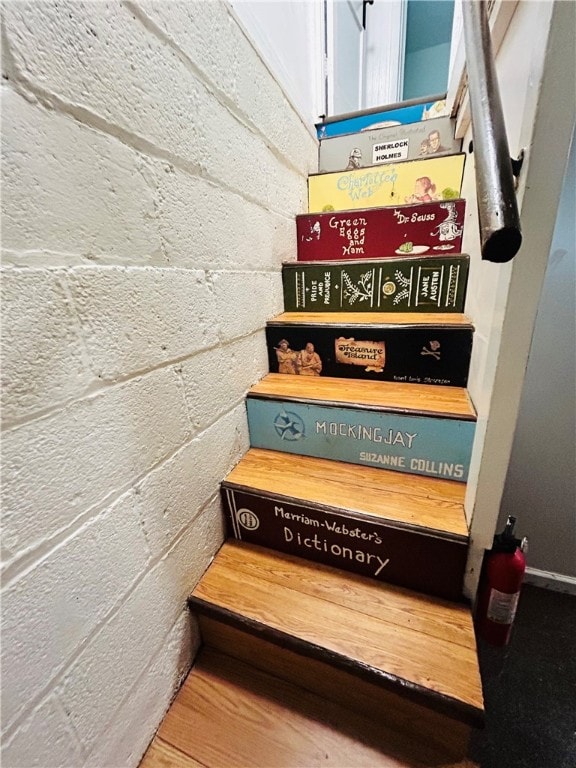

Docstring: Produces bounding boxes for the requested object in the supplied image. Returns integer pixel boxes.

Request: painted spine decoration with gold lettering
[282,255,469,313]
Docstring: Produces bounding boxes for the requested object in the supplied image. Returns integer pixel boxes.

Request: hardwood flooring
[141,648,478,768]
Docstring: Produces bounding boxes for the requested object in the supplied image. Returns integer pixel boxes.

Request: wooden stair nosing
[282,253,471,267]
[188,594,484,729]
[268,311,474,328]
[222,480,469,544]
[247,389,477,422]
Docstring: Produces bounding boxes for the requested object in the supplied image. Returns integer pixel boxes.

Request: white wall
[0,2,317,766]
[498,129,575,581]
[230,0,324,124]
[453,0,575,596]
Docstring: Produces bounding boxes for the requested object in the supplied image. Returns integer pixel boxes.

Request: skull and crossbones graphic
[421,340,441,360]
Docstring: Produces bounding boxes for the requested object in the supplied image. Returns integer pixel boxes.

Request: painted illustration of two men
[275,340,322,376]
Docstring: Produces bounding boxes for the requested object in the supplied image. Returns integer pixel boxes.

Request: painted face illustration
[415,179,427,196]
[428,131,442,152]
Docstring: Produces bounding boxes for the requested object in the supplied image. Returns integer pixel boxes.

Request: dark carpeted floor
[470,584,576,768]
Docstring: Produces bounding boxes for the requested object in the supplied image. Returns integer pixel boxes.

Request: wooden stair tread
[225,448,468,538]
[269,311,474,327]
[283,254,469,266]
[190,541,484,725]
[141,739,204,767]
[141,648,478,768]
[249,373,476,419]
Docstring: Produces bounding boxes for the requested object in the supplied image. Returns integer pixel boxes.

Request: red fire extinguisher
[476,516,528,646]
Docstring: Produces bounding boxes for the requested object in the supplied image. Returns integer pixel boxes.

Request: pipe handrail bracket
[462,0,522,263]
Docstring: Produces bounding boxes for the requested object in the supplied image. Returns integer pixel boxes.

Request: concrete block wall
[1,1,317,765]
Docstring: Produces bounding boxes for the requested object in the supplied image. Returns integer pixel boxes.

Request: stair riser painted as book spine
[316,97,448,138]
[308,154,465,213]
[266,325,473,387]
[283,256,469,313]
[319,117,460,173]
[296,200,466,262]
[246,398,475,482]
[221,487,467,600]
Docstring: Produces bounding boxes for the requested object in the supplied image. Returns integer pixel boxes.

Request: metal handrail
[462,0,522,263]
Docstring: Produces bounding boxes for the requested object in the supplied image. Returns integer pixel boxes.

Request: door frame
[323,0,406,118]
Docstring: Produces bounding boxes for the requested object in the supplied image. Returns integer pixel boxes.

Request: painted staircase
[141,100,484,767]
[228,375,475,600]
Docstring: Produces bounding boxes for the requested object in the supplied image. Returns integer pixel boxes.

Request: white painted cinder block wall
[1,2,317,765]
